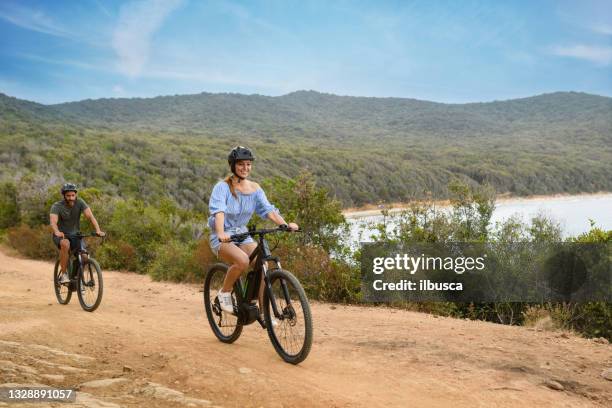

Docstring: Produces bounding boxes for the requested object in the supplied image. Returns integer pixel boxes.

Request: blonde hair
[224,174,238,198]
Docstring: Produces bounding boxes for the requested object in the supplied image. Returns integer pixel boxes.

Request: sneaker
[59,272,70,284]
[260,314,279,328]
[217,290,234,313]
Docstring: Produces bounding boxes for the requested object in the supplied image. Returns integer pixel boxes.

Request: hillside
[0,90,610,208]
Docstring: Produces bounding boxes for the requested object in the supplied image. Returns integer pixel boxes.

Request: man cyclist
[50,183,105,284]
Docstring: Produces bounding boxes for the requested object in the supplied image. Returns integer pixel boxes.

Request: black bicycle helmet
[60,183,78,195]
[227,146,255,179]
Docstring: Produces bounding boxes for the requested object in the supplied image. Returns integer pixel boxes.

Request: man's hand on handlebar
[54,231,65,239]
[95,230,106,237]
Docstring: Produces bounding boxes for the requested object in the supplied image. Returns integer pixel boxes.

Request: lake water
[346,193,612,245]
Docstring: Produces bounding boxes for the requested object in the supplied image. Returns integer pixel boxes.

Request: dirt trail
[0,248,610,408]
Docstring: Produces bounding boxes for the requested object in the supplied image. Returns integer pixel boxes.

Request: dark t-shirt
[50,198,89,234]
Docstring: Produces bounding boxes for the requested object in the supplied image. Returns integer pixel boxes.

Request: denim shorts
[209,226,255,257]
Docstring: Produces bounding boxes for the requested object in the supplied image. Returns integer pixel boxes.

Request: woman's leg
[234,243,276,325]
[236,243,267,304]
[218,243,250,292]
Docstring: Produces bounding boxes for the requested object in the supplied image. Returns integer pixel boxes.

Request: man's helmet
[60,183,78,195]
[227,146,254,179]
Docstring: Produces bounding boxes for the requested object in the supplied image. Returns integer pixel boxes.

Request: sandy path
[0,248,610,407]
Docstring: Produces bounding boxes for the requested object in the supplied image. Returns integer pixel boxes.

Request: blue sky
[0,0,610,104]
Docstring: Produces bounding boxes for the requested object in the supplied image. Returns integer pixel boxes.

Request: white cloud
[592,24,612,35]
[551,44,612,66]
[112,0,183,77]
[16,52,105,71]
[0,3,73,38]
[112,85,125,95]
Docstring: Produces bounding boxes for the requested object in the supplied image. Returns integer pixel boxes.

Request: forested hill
[49,91,612,138]
[0,90,610,209]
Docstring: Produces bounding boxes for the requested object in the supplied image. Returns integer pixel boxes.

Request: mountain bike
[53,232,104,312]
[203,225,313,364]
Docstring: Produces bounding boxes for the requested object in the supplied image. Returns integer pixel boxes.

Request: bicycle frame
[61,233,99,289]
[231,229,292,325]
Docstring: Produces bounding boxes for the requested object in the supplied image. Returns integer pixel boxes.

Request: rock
[139,382,212,406]
[330,305,336,310]
[238,367,252,374]
[142,353,151,357]
[75,392,121,408]
[544,380,564,391]
[122,365,133,373]
[40,374,65,382]
[81,378,129,388]
[57,365,87,373]
[558,333,569,339]
[601,368,612,381]
[0,360,38,374]
[29,344,95,362]
[593,337,609,344]
[140,382,184,400]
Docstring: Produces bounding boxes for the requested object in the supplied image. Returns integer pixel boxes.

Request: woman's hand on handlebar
[218,232,231,242]
[54,231,65,238]
[95,230,106,237]
[287,222,299,231]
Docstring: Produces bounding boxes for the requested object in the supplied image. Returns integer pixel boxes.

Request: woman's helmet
[60,183,78,195]
[227,146,254,179]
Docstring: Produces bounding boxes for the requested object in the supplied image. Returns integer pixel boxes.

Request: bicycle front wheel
[53,260,72,305]
[263,269,313,364]
[77,259,103,312]
[204,263,242,343]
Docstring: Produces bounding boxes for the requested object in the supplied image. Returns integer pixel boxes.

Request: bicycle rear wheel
[53,260,72,305]
[204,263,243,343]
[77,259,103,312]
[263,269,313,364]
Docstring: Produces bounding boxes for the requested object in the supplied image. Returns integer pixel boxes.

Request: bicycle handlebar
[228,225,301,243]
[63,232,105,239]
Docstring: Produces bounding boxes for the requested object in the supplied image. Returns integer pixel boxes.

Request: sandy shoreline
[343,191,612,219]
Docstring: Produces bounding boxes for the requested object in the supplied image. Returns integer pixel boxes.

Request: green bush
[149,240,206,283]
[102,199,173,272]
[96,240,139,271]
[0,182,20,228]
[6,224,56,260]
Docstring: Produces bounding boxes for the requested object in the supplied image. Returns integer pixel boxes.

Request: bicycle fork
[263,260,295,322]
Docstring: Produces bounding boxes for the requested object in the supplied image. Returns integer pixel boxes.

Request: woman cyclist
[208,146,298,314]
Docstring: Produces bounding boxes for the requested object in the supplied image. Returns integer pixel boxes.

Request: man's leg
[59,239,70,272]
[58,239,71,283]
[79,239,89,265]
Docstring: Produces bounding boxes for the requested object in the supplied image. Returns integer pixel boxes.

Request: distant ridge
[1,89,610,207]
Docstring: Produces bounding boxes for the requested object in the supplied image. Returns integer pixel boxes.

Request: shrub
[148,240,204,283]
[6,224,56,260]
[0,182,20,228]
[96,240,139,271]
